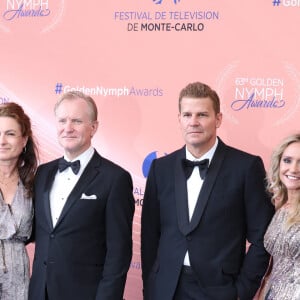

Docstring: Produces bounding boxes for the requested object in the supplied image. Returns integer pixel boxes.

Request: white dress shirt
[50,147,95,227]
[183,139,218,266]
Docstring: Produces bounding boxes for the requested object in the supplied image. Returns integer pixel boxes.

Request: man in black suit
[141,82,274,300]
[29,91,135,300]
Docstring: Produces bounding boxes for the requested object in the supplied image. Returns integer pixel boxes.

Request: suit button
[186,235,192,241]
[50,234,55,238]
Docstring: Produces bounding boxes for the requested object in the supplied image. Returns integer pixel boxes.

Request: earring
[23,146,27,154]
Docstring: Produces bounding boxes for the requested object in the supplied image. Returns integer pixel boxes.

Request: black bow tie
[182,158,209,180]
[58,158,81,175]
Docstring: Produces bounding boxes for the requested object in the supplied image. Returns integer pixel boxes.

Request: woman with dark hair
[0,102,38,299]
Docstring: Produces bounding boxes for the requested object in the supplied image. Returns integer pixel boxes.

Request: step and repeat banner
[1,0,299,299]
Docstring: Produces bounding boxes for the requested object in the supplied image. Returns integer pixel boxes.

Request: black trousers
[174,266,206,300]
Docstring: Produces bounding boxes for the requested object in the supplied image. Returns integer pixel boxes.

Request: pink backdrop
[1,1,299,299]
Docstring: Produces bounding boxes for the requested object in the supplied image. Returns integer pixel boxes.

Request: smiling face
[178,97,222,157]
[55,98,98,160]
[279,141,300,196]
[0,116,28,165]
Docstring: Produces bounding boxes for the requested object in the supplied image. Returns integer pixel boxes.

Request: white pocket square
[80,193,97,200]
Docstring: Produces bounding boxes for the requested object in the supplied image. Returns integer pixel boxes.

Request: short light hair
[54,91,98,122]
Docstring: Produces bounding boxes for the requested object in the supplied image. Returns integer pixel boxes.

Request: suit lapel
[188,139,227,232]
[175,147,191,235]
[54,152,101,228]
[43,162,59,230]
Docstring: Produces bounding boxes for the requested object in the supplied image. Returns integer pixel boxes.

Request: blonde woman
[263,134,300,299]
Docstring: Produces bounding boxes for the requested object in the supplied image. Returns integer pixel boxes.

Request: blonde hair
[54,91,98,122]
[268,133,300,227]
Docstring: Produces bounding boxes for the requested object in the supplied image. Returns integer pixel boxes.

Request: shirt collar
[63,147,95,174]
[185,138,218,164]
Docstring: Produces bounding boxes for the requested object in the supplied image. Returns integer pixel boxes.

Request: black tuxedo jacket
[141,138,274,300]
[29,151,135,300]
